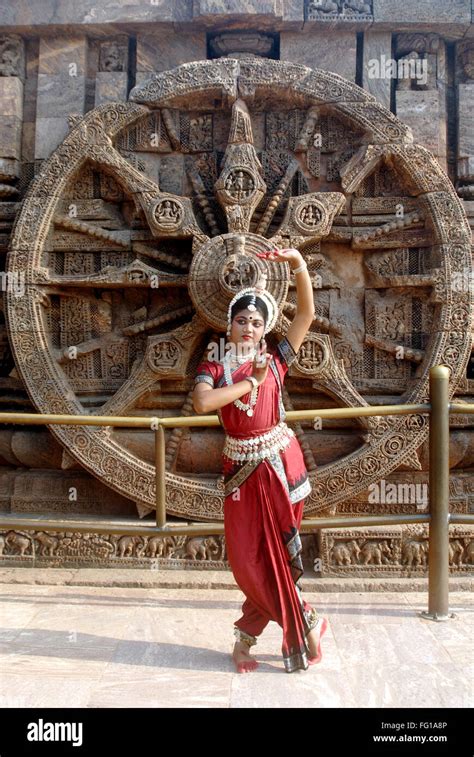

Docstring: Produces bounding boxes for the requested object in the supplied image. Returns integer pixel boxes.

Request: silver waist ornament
[222,421,295,462]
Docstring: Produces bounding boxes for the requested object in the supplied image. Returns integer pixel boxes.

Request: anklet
[234,626,257,648]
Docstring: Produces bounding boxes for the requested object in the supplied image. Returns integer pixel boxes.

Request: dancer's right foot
[232,641,259,673]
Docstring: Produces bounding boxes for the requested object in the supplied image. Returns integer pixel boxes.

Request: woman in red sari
[192,247,328,673]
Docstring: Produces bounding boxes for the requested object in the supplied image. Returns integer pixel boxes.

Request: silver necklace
[226,347,257,365]
[223,350,258,416]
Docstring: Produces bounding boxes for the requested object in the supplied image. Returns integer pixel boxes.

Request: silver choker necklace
[226,347,257,365]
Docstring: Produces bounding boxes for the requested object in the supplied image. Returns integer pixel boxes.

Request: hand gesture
[251,339,272,386]
[255,247,302,267]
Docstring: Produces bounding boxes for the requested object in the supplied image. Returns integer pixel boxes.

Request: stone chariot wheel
[5,59,472,520]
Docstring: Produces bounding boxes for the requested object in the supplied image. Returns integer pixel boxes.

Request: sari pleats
[225,458,318,672]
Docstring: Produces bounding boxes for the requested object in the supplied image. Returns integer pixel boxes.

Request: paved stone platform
[0,576,471,708]
[0,567,472,592]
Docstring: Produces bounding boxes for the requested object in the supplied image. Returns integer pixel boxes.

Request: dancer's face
[229,308,265,352]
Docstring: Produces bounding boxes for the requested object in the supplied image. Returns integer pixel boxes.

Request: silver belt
[222,421,295,463]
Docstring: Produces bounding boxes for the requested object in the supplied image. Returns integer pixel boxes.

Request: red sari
[194,336,319,673]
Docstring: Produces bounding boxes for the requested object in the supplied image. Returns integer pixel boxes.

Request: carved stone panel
[4,59,472,525]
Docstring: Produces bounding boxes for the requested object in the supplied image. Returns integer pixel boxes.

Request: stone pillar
[394,33,447,170]
[0,34,25,187]
[21,39,39,174]
[35,35,87,161]
[456,41,474,200]
[362,30,392,109]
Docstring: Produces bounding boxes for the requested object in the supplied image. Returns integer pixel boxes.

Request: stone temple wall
[0,0,472,578]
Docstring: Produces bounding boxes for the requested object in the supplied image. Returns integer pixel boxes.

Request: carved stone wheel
[5,59,472,520]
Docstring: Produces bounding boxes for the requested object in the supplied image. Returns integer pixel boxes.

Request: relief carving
[2,60,472,566]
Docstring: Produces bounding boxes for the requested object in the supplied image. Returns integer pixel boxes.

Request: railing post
[155,424,167,529]
[421,365,454,622]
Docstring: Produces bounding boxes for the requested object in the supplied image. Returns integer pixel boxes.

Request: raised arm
[279,249,315,354]
[256,247,315,354]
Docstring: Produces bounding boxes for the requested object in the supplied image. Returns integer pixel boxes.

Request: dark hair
[230,295,268,326]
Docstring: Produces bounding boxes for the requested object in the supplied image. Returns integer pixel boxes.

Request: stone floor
[0,576,472,708]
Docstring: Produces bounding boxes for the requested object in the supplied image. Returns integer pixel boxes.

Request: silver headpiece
[226,284,279,337]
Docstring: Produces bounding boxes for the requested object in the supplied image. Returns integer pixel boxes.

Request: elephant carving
[5,530,32,556]
[115,535,145,558]
[331,539,361,566]
[35,532,59,556]
[359,540,393,565]
[184,536,220,560]
[402,539,428,568]
[464,540,474,565]
[449,539,465,567]
[145,535,178,558]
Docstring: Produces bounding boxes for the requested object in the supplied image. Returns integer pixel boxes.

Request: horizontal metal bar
[279,404,431,422]
[0,403,431,429]
[0,513,431,537]
[0,412,163,428]
[5,513,472,537]
[300,514,431,530]
[0,519,224,537]
[449,403,474,414]
[448,514,474,524]
[0,402,471,429]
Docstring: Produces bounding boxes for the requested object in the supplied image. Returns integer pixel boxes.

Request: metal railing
[0,365,473,621]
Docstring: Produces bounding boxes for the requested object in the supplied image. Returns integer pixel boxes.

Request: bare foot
[232,641,259,673]
[306,617,328,663]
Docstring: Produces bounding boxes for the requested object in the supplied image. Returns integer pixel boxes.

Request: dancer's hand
[255,247,303,269]
[252,339,272,386]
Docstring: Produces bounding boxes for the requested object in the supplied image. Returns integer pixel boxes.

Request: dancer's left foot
[232,641,259,673]
[306,617,328,664]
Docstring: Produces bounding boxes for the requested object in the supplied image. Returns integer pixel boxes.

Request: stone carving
[306,0,373,21]
[1,525,470,577]
[0,35,24,77]
[395,33,439,91]
[2,60,472,536]
[320,526,473,576]
[99,39,128,73]
[0,528,227,567]
[458,41,474,82]
[209,33,276,59]
[153,199,183,230]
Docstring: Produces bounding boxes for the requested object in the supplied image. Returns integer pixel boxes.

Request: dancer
[192,247,328,673]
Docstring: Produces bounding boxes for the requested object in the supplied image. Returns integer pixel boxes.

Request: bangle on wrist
[245,376,258,389]
[291,260,307,274]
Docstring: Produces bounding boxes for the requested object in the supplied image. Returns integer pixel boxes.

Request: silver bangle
[292,260,307,274]
[245,375,258,389]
